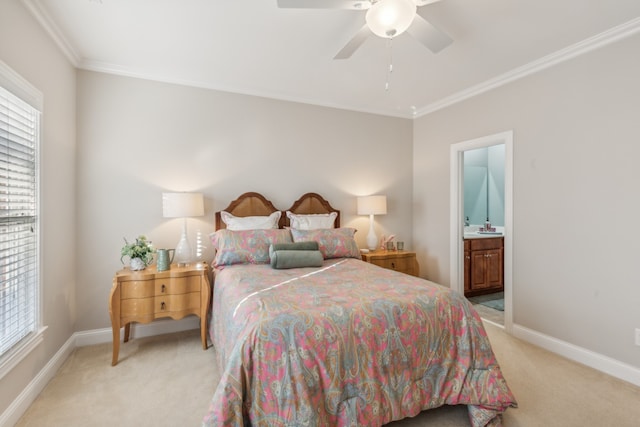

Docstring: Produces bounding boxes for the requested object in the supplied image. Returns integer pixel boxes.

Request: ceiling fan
[277,0,453,59]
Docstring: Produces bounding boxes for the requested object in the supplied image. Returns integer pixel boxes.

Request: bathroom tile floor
[469,298,504,326]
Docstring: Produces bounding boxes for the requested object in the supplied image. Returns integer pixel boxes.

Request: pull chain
[385,38,393,91]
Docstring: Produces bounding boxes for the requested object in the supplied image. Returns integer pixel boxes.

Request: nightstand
[360,250,420,277]
[108,262,211,366]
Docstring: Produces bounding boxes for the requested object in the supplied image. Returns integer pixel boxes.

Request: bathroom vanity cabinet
[464,236,504,297]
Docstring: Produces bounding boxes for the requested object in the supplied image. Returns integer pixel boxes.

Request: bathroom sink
[464,231,502,238]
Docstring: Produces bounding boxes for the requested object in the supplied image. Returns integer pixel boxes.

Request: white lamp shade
[366,0,416,39]
[357,195,388,216]
[162,192,204,218]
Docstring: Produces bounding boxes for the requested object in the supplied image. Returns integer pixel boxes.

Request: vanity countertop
[463,226,504,239]
[464,232,503,239]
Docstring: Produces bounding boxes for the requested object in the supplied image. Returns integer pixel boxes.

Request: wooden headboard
[215,192,282,230]
[215,192,340,230]
[285,192,340,228]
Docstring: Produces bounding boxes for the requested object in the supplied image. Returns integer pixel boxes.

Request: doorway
[450,131,513,332]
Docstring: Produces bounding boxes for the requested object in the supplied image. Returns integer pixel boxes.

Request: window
[0,61,43,378]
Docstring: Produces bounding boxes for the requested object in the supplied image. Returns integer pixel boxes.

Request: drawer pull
[161,284,166,293]
[161,301,166,310]
[391,262,396,269]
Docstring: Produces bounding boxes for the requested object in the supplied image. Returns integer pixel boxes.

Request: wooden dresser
[464,237,504,297]
[360,250,420,277]
[108,263,211,365]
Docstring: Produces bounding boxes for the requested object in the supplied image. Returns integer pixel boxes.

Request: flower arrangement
[121,235,155,270]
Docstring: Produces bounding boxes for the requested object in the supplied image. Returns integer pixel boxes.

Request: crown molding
[414,16,640,118]
[21,0,81,66]
[21,0,640,120]
[78,58,413,119]
[0,60,43,110]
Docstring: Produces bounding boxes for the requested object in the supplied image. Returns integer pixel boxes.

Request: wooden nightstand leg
[124,323,131,342]
[200,271,211,350]
[109,279,122,366]
[200,316,208,350]
[111,323,120,366]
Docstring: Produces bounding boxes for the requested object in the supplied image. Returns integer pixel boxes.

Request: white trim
[0,319,202,426]
[73,15,640,120]
[449,146,464,289]
[2,319,639,425]
[0,327,47,381]
[0,60,45,384]
[81,14,640,121]
[74,317,200,347]
[481,318,503,330]
[75,15,640,120]
[0,329,72,427]
[513,324,640,388]
[21,0,81,66]
[78,59,411,119]
[415,17,640,118]
[20,3,640,119]
[450,131,513,333]
[0,60,43,111]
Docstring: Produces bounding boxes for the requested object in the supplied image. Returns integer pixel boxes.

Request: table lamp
[357,195,387,251]
[162,192,204,265]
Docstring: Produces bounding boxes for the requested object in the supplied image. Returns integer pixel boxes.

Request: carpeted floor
[14,323,640,426]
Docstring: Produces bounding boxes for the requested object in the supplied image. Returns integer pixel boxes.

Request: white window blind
[0,85,39,357]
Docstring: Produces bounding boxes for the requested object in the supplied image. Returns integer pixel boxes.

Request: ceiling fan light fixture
[366,0,417,39]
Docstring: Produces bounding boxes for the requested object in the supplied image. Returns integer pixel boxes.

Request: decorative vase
[130,257,146,271]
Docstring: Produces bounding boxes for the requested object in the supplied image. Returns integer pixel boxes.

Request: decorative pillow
[269,247,324,269]
[211,228,292,267]
[290,228,361,260]
[271,241,319,251]
[221,210,281,231]
[286,211,337,230]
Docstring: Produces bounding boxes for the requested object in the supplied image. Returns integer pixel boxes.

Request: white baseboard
[74,317,200,347]
[4,319,638,427]
[1,318,200,427]
[0,334,75,427]
[513,324,640,387]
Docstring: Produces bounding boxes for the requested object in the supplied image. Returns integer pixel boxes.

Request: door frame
[449,130,513,332]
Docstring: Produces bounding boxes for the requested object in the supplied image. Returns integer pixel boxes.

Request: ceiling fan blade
[406,14,452,53]
[334,24,371,59]
[277,0,371,10]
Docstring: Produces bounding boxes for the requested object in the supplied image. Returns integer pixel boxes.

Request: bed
[203,192,516,426]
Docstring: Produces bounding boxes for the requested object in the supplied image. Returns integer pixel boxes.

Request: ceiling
[24,0,640,118]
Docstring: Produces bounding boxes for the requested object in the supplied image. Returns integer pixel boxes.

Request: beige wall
[413,32,640,368]
[0,0,76,416]
[4,0,639,419]
[75,70,414,331]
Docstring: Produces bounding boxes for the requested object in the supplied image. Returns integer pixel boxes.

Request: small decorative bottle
[485,217,491,231]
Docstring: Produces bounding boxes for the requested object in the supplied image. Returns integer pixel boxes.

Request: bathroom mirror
[463,145,505,226]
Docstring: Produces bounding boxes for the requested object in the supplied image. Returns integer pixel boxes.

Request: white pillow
[221,211,281,231]
[286,211,337,230]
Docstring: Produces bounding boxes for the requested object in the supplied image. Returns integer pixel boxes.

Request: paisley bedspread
[203,258,516,426]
